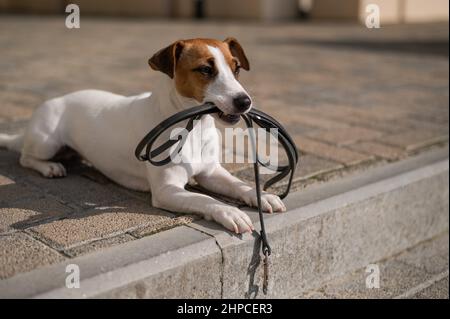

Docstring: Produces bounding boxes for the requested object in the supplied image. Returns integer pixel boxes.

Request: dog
[0,38,286,233]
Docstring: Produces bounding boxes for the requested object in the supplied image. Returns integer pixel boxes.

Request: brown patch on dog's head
[148,40,185,79]
[149,38,250,103]
[223,37,250,71]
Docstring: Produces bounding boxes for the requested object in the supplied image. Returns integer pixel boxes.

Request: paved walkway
[0,16,448,281]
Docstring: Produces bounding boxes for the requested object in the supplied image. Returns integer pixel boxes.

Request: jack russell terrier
[0,38,286,234]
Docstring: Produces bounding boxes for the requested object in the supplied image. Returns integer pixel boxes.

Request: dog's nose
[233,94,252,112]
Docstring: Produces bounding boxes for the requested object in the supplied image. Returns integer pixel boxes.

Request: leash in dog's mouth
[135,102,299,295]
[217,111,241,125]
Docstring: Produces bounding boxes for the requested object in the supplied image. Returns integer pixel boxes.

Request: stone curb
[0,147,448,298]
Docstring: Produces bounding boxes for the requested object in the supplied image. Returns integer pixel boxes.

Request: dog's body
[0,38,285,233]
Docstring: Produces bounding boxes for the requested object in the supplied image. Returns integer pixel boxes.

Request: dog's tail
[0,133,24,152]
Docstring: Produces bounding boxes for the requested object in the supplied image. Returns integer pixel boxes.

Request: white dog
[0,38,286,233]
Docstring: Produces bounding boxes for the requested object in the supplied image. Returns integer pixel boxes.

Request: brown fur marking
[150,38,248,102]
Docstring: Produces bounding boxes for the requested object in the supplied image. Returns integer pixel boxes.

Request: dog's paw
[211,206,254,234]
[42,162,67,178]
[240,190,286,213]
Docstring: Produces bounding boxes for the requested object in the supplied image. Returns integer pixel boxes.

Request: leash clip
[263,248,270,295]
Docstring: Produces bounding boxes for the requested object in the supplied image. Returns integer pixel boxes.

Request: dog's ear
[224,37,250,71]
[149,41,185,78]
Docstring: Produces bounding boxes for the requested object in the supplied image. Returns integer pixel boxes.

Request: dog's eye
[234,65,241,76]
[196,66,214,76]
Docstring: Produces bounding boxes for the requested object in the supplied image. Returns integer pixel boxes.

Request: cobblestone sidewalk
[0,16,448,280]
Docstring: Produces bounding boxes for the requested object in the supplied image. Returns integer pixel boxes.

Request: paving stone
[295,136,373,165]
[381,130,449,151]
[0,196,73,233]
[0,103,33,120]
[0,175,14,187]
[295,107,408,134]
[321,259,433,299]
[221,162,252,174]
[283,122,320,135]
[0,174,43,205]
[29,199,189,250]
[0,150,42,180]
[294,154,343,181]
[411,276,449,299]
[23,174,130,209]
[396,232,449,275]
[399,118,449,136]
[64,234,135,258]
[297,291,329,299]
[313,105,410,124]
[286,112,349,130]
[363,120,413,135]
[79,167,111,185]
[0,91,41,110]
[234,154,342,186]
[306,127,384,146]
[0,119,28,134]
[131,214,196,238]
[113,186,151,203]
[348,141,406,160]
[0,150,21,167]
[0,232,65,279]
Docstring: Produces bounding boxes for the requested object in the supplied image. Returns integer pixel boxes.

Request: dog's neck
[151,75,199,119]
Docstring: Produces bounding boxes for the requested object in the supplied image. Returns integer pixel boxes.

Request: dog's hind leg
[19,114,67,178]
[20,131,67,178]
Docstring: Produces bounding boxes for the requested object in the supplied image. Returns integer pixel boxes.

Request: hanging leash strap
[135,102,299,294]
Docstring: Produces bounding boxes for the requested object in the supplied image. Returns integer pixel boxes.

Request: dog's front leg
[149,166,254,233]
[195,165,286,213]
[152,184,254,233]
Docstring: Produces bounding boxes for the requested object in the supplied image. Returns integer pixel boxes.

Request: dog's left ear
[149,40,185,79]
[224,37,250,71]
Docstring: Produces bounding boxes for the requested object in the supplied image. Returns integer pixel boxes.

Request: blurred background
[0,0,449,23]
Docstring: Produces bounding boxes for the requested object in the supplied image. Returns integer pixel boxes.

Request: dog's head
[149,38,251,125]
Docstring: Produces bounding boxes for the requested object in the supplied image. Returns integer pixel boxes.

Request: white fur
[0,48,285,233]
[203,45,252,114]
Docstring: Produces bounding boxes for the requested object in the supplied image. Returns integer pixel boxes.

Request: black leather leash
[135,102,299,294]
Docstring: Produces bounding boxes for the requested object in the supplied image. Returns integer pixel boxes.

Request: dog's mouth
[218,111,241,125]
